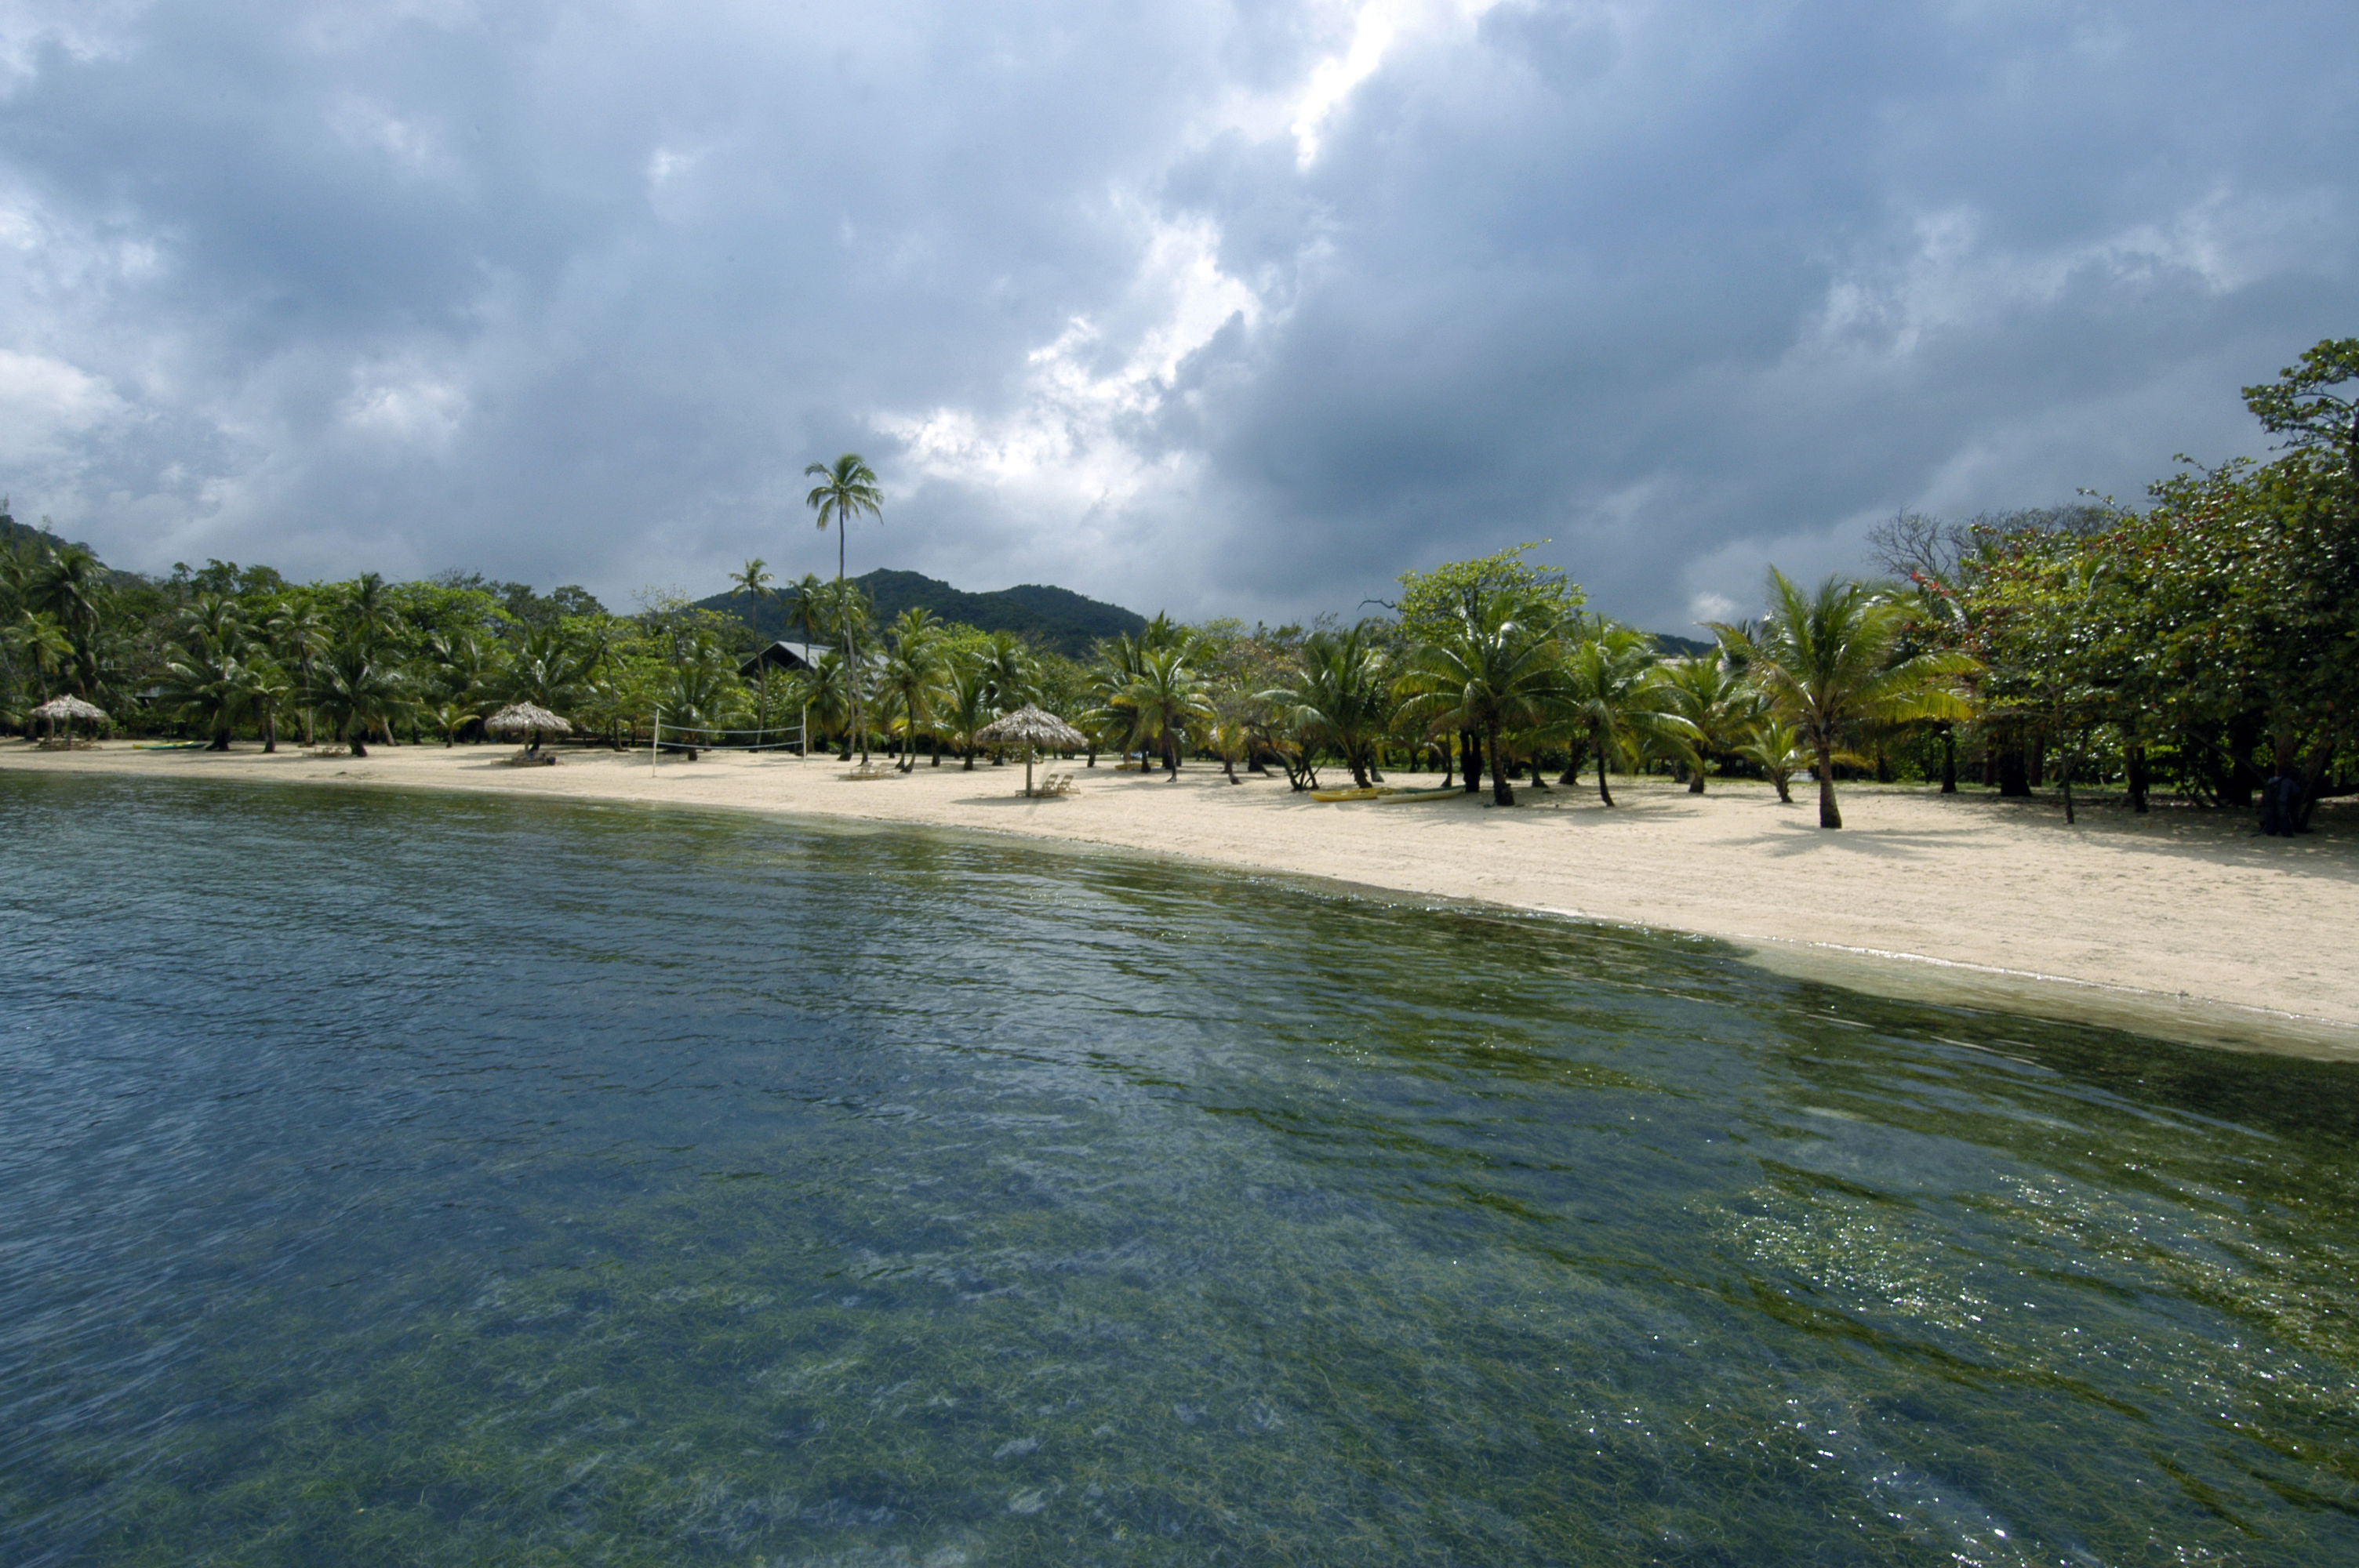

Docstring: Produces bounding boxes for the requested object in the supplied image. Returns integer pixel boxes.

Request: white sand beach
[9,739,2354,1056]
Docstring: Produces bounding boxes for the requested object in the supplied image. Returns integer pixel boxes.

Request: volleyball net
[647,710,808,754]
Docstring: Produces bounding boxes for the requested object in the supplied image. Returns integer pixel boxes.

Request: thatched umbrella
[974,705,1086,796]
[32,695,108,746]
[485,702,572,754]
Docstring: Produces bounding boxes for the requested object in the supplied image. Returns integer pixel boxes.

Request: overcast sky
[2,1,2354,630]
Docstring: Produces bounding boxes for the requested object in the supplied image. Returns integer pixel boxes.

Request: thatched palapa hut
[485,702,571,759]
[31,695,108,747]
[973,705,1086,797]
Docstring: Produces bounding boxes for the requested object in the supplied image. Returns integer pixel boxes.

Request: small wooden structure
[974,705,1086,797]
[486,702,571,761]
[31,695,108,748]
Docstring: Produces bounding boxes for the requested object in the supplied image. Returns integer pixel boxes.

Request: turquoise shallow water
[2,772,2356,1566]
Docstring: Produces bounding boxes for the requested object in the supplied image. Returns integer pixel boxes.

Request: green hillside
[701,568,1147,659]
[2,511,88,557]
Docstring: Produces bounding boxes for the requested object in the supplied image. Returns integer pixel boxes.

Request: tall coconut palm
[1392,590,1567,806]
[1730,569,1976,829]
[307,637,416,757]
[787,572,829,649]
[731,557,777,731]
[729,557,776,624]
[804,454,883,760]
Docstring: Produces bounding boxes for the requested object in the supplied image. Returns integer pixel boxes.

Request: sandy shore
[8,739,2355,1057]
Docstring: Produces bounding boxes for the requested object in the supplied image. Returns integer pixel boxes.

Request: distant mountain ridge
[700,568,1149,660]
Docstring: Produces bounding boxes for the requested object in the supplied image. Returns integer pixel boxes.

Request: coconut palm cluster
[7,336,2353,828]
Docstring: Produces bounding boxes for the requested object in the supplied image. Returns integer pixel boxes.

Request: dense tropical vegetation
[5,341,2353,829]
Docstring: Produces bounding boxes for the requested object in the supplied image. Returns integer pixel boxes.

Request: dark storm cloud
[1,1,2353,629]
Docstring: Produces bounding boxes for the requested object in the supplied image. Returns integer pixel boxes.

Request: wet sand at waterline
[8,738,2354,1054]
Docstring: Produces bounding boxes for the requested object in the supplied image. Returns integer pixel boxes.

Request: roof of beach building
[736,641,833,677]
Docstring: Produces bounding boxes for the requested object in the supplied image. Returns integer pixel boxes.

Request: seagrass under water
[1,771,2355,1566]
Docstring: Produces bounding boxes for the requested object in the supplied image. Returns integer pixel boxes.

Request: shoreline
[8,739,2355,1060]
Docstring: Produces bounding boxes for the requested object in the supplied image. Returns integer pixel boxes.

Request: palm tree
[1558,625,1690,807]
[506,623,589,712]
[4,611,73,707]
[878,609,945,771]
[659,636,746,761]
[307,637,416,757]
[341,571,402,648]
[787,572,829,650]
[1728,570,1976,829]
[427,697,475,747]
[1393,591,1567,806]
[1114,645,1211,779]
[1262,622,1392,788]
[157,644,251,750]
[1656,655,1752,793]
[423,627,503,737]
[804,454,883,760]
[245,658,292,753]
[180,592,249,655]
[267,600,333,744]
[1733,715,1808,804]
[940,656,995,769]
[800,648,855,757]
[980,630,1038,713]
[729,557,776,624]
[25,543,108,690]
[730,557,777,732]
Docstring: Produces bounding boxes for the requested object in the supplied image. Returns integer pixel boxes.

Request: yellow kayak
[1310,786,1462,804]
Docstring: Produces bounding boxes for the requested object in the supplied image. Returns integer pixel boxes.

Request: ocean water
[2,770,2355,1566]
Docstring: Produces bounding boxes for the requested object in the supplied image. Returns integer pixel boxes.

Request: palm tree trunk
[1459,728,1481,793]
[1595,740,1615,808]
[1939,724,1957,793]
[1816,741,1842,828]
[1488,724,1514,806]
